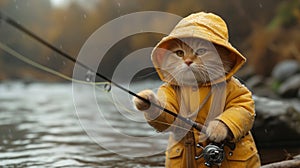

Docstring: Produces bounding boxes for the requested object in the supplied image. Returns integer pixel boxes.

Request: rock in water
[272,60,299,82]
[278,74,300,98]
[253,96,300,147]
[246,75,264,89]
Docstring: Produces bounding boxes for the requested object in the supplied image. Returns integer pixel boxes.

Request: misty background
[1,0,299,82]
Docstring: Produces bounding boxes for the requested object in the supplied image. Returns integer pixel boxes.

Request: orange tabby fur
[133,38,235,142]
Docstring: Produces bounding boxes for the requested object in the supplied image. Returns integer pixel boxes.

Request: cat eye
[174,50,184,57]
[195,48,207,56]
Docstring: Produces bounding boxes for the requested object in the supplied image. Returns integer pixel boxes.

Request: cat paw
[206,120,228,143]
[133,90,157,111]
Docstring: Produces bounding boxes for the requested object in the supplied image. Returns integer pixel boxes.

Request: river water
[1,81,299,167]
[0,81,167,167]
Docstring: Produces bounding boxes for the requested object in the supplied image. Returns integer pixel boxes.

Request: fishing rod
[1,12,238,166]
[0,11,205,132]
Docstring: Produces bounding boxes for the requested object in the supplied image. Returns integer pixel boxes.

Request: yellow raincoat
[146,12,261,167]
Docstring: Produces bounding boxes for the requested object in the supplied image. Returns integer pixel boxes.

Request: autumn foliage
[0,0,299,81]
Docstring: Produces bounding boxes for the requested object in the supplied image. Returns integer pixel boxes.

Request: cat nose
[184,59,193,66]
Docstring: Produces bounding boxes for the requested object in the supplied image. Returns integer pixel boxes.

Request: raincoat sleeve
[144,84,179,132]
[217,78,256,142]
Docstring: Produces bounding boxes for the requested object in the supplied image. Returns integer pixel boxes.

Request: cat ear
[152,38,180,68]
[152,46,168,68]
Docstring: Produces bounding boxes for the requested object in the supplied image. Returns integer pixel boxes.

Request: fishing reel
[195,143,225,167]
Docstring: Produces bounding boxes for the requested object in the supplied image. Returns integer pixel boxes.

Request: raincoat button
[229,152,233,156]
[176,148,180,153]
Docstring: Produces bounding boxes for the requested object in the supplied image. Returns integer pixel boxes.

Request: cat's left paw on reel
[206,120,229,143]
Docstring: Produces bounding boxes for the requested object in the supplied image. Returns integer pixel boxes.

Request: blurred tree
[0,0,299,81]
[244,0,300,75]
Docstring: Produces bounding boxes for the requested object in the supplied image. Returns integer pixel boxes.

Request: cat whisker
[165,68,187,84]
[160,63,186,73]
[135,70,159,79]
[202,67,227,81]
[194,71,207,81]
[163,70,181,84]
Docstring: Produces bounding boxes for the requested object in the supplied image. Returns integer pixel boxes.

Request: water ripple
[0,82,166,167]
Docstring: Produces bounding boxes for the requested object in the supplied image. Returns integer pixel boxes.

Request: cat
[133,37,235,142]
[133,12,260,168]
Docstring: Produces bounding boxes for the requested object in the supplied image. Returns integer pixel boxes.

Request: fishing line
[0,41,142,115]
[0,41,194,131]
[0,11,206,132]
[0,42,107,86]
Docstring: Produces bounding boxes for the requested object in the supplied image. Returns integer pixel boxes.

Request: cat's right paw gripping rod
[194,123,236,167]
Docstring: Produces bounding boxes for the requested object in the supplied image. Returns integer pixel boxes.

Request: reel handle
[224,141,236,151]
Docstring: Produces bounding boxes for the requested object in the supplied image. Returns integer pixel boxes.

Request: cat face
[159,38,234,85]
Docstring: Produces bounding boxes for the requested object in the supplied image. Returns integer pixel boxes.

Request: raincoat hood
[151,12,246,85]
